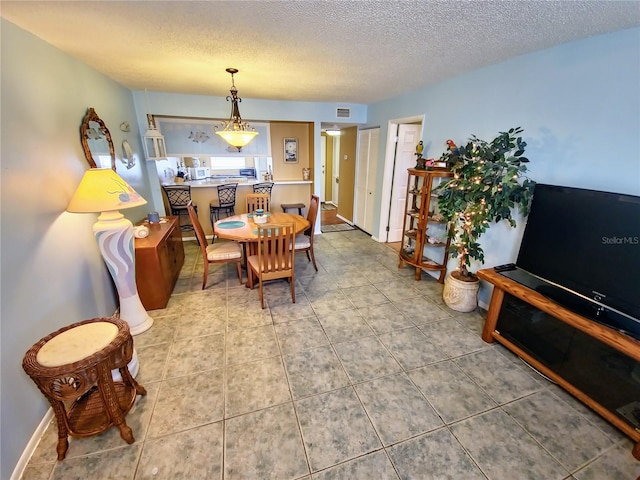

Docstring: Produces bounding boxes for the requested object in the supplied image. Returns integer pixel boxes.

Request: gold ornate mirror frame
[80,107,116,170]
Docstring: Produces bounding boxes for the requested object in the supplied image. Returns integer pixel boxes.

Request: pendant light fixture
[142,90,167,160]
[214,68,258,151]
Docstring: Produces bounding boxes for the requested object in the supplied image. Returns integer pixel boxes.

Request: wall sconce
[214,68,258,151]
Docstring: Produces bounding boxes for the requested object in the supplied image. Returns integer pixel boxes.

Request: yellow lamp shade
[67,168,147,213]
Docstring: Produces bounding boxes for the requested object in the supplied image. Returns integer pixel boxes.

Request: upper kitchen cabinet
[156,117,271,156]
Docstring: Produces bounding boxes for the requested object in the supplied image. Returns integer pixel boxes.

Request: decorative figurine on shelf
[415,141,427,169]
[434,139,460,168]
[446,139,460,156]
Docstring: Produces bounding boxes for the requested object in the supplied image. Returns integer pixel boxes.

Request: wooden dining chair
[247,223,296,309]
[187,201,243,289]
[246,193,270,213]
[294,194,319,271]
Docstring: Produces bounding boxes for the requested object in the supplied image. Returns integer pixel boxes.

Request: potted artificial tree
[436,127,535,312]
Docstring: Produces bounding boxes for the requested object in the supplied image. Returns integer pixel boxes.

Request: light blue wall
[0,19,156,479]
[368,27,640,304]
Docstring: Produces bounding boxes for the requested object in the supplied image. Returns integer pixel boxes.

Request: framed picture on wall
[284,138,298,163]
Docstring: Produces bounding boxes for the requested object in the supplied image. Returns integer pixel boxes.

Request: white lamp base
[94,211,153,335]
[112,348,140,381]
[120,295,154,335]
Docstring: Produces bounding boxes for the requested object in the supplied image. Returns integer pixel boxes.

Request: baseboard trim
[336,214,352,224]
[11,408,54,480]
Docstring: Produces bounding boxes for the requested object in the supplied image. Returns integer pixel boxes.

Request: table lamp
[67,168,153,335]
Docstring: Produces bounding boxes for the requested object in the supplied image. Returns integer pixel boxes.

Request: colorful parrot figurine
[415,141,424,158]
[446,139,459,156]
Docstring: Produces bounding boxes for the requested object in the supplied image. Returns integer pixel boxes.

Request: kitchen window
[209,157,247,170]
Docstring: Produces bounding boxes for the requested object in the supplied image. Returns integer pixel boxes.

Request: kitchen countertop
[165,179,312,187]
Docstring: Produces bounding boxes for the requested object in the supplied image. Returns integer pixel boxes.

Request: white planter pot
[443,272,480,312]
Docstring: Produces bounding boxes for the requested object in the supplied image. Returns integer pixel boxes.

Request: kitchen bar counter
[162,179,313,237]
[167,179,312,187]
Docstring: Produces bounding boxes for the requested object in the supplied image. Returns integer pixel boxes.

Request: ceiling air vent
[336,107,351,119]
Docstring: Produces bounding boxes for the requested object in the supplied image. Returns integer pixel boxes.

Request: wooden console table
[135,216,185,310]
[478,267,640,460]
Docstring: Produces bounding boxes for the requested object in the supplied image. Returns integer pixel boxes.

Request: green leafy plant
[436,127,535,280]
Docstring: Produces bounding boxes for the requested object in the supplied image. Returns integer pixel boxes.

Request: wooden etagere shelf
[398,168,453,282]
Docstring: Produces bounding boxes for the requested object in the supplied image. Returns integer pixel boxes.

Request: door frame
[319,135,326,203]
[377,114,425,242]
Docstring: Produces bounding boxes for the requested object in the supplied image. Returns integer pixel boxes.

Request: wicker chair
[188,201,242,289]
[209,183,238,226]
[294,194,319,271]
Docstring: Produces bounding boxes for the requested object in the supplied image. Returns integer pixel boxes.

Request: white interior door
[355,130,368,228]
[355,128,380,234]
[387,123,421,242]
[364,128,379,233]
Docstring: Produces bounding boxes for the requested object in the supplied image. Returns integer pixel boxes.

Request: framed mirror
[80,107,116,170]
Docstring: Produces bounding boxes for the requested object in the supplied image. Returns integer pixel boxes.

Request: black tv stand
[478,268,640,461]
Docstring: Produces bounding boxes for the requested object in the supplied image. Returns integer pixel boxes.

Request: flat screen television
[515,184,640,339]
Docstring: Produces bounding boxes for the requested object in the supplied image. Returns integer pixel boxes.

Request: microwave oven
[187,167,210,180]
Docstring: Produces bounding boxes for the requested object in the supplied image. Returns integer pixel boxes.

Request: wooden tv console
[477,267,640,460]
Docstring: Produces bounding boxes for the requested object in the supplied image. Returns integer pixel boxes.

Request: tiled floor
[24,230,639,479]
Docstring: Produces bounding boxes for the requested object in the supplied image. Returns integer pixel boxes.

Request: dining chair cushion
[294,234,311,249]
[206,242,242,261]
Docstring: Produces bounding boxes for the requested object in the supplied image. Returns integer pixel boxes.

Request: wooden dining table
[214,212,310,286]
[214,212,309,243]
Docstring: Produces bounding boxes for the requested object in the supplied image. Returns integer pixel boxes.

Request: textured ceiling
[2,1,639,104]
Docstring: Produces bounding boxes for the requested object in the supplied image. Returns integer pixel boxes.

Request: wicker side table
[22,317,146,460]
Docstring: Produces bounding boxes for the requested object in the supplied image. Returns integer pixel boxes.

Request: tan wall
[269,122,310,181]
[337,126,357,221]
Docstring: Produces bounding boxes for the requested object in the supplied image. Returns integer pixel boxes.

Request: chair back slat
[247,193,270,213]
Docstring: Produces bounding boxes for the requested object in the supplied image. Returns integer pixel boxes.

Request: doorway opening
[320,202,355,232]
